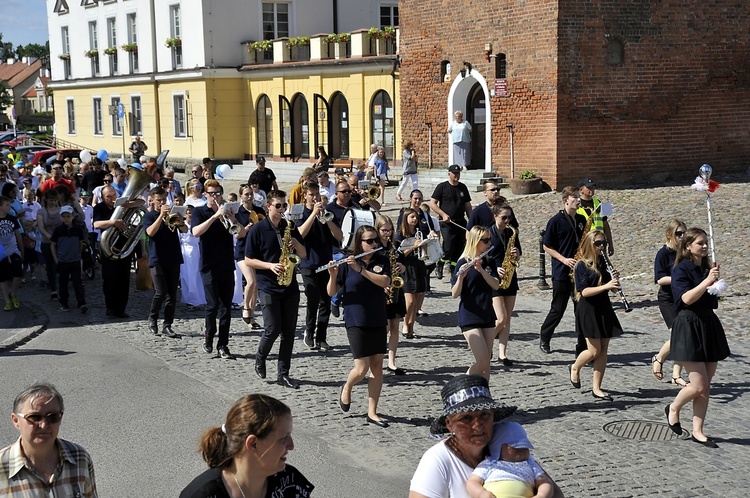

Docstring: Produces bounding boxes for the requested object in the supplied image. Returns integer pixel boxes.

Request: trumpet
[367,185,381,200]
[317,209,334,224]
[218,204,241,235]
[455,246,494,278]
[164,212,185,232]
[315,247,384,273]
[601,247,632,313]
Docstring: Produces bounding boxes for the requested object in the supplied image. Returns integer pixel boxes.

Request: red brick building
[398,0,750,189]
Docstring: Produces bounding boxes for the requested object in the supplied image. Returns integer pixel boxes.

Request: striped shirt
[0,437,98,497]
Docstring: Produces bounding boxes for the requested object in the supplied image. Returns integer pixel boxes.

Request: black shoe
[79,304,89,314]
[277,375,299,389]
[304,332,317,349]
[435,262,444,280]
[59,304,71,312]
[569,365,581,389]
[665,404,682,435]
[115,312,130,318]
[366,416,389,428]
[318,341,330,352]
[148,321,160,335]
[500,357,514,367]
[540,341,551,354]
[250,319,263,330]
[331,304,340,318]
[592,391,613,401]
[202,335,213,354]
[255,358,266,379]
[339,384,350,412]
[386,366,407,375]
[690,435,718,448]
[218,346,234,359]
[162,325,179,338]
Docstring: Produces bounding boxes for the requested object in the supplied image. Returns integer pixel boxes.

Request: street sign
[118,102,125,119]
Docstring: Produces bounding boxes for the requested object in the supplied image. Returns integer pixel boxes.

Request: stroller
[81,238,96,280]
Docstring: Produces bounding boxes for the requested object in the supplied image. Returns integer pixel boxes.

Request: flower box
[121,43,138,53]
[165,37,182,48]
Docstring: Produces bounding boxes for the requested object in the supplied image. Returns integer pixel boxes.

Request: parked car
[29,149,83,168]
[0,131,28,146]
[14,145,52,162]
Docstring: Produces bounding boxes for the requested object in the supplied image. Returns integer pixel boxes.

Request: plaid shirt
[0,437,98,497]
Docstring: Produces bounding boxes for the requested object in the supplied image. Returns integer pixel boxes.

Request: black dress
[395,232,427,294]
[385,241,407,319]
[653,245,678,329]
[573,259,623,339]
[669,259,730,362]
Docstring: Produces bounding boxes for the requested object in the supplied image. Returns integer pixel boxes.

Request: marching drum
[341,209,376,250]
[419,237,444,265]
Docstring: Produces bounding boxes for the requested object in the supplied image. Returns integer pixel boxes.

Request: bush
[518,170,537,179]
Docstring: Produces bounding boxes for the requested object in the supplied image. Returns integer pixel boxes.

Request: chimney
[6,58,15,65]
[22,56,29,65]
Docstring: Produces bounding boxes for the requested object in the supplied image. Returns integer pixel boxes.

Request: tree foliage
[0,81,13,114]
[16,42,49,60]
[0,33,13,61]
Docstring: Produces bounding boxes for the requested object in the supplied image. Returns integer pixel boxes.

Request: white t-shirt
[410,440,473,498]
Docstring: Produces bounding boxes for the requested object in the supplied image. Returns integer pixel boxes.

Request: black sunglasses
[485,188,499,192]
[498,215,511,221]
[271,202,288,209]
[337,190,352,194]
[362,237,379,244]
[593,240,606,247]
[675,230,685,237]
[480,237,491,244]
[206,191,223,196]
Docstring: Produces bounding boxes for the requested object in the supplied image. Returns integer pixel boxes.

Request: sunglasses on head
[480,237,491,244]
[271,202,288,209]
[593,240,606,247]
[362,237,379,244]
[675,230,685,237]
[17,411,64,425]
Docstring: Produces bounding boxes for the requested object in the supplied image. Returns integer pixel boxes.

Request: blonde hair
[664,219,687,251]
[461,226,490,261]
[573,230,605,301]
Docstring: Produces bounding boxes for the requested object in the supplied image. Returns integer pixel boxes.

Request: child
[50,205,88,313]
[79,191,96,250]
[226,192,238,203]
[0,196,24,311]
[467,422,554,498]
[20,218,37,281]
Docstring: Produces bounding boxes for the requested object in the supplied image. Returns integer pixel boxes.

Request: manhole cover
[603,420,687,441]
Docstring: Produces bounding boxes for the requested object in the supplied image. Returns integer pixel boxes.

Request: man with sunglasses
[39,161,76,197]
[1,383,98,496]
[577,178,615,256]
[467,179,511,230]
[539,186,587,355]
[191,180,237,359]
[245,190,307,388]
[429,164,473,279]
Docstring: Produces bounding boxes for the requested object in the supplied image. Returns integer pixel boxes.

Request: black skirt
[386,288,406,319]
[402,258,427,294]
[493,271,519,297]
[575,293,623,339]
[347,325,387,359]
[657,288,678,330]
[670,308,730,362]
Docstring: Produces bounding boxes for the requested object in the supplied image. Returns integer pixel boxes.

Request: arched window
[291,93,309,158]
[330,92,349,158]
[256,94,273,155]
[370,90,394,160]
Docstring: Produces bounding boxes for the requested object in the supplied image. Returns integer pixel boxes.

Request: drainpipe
[507,123,514,179]
[332,0,338,33]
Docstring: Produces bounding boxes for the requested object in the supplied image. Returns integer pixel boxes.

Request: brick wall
[400,0,750,189]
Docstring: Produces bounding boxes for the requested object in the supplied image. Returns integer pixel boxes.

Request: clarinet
[601,247,632,312]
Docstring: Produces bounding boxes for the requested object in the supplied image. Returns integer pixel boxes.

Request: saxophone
[499,226,519,289]
[277,217,301,286]
[386,241,404,304]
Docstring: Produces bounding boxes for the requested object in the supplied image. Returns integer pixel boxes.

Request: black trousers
[257,289,300,378]
[539,278,585,353]
[439,221,467,275]
[57,261,85,307]
[149,264,180,325]
[201,269,233,348]
[300,268,331,342]
[100,256,131,314]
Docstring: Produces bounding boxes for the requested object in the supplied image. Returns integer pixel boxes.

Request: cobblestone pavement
[13,175,750,497]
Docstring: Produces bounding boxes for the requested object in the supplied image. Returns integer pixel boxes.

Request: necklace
[233,473,247,498]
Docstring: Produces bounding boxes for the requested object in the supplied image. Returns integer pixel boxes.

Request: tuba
[277,215,301,286]
[100,166,155,260]
[498,226,519,289]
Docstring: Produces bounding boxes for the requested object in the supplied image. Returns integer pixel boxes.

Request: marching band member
[489,203,522,366]
[395,209,427,342]
[245,190,307,389]
[429,165,472,280]
[568,230,623,401]
[191,180,236,359]
[577,178,614,256]
[347,174,381,211]
[235,184,264,329]
[467,179,508,230]
[288,168,317,206]
[376,215,407,374]
[451,226,501,380]
[328,225,391,427]
[297,182,342,352]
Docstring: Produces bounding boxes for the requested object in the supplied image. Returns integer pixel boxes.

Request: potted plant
[367,27,383,40]
[165,37,182,48]
[103,47,118,56]
[286,36,310,60]
[333,33,350,59]
[122,43,138,53]
[509,170,544,195]
[58,53,70,61]
[84,49,99,58]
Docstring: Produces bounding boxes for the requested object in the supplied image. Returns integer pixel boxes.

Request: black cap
[448,164,461,174]
[256,156,266,164]
[578,178,596,188]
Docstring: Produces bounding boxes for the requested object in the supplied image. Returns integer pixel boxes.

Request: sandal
[241,307,252,324]
[671,376,688,387]
[651,355,664,380]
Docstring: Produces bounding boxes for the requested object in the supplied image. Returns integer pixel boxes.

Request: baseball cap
[81,191,92,198]
[60,205,75,215]
[578,178,596,188]
[139,156,148,164]
[448,164,461,174]
[256,156,266,164]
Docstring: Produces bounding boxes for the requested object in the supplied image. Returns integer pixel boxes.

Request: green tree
[0,81,14,114]
[0,33,14,61]
[16,42,49,60]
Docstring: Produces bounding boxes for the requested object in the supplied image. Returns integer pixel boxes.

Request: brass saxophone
[499,226,519,289]
[277,216,301,286]
[386,241,404,304]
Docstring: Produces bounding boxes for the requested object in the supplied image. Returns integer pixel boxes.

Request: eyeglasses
[103,179,112,183]
[192,170,200,174]
[675,230,685,237]
[362,238,379,245]
[379,228,392,233]
[17,411,64,425]
[480,237,491,244]
[498,215,511,221]
[271,202,288,209]
[593,240,606,247]
[337,190,352,195]
[51,167,62,170]
[485,188,499,193]
[206,191,223,196]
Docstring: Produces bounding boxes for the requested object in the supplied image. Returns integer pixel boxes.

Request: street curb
[0,305,49,353]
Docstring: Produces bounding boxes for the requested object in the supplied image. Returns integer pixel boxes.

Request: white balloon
[117,158,127,168]
[216,163,231,179]
[79,150,92,163]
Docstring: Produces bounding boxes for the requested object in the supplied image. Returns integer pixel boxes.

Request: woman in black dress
[651,219,688,386]
[327,225,391,428]
[375,214,407,374]
[395,208,427,340]
[569,230,623,401]
[234,184,265,329]
[488,203,522,366]
[665,227,730,448]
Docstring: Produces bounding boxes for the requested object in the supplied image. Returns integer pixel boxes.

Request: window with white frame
[93,98,103,135]
[380,4,399,27]
[66,99,76,134]
[107,17,118,74]
[262,3,289,40]
[126,13,138,72]
[61,26,71,78]
[169,4,182,69]
[89,21,99,50]
[173,94,187,138]
[130,96,142,136]
[111,97,122,136]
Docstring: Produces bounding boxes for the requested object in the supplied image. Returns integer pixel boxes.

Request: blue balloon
[97,149,109,162]
[131,163,142,170]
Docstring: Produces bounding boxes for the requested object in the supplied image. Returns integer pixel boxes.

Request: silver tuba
[99,166,155,260]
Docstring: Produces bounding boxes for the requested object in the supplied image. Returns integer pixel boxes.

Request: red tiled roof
[0,60,43,89]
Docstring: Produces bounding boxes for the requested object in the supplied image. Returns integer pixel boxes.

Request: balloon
[97,149,109,162]
[117,158,127,168]
[216,163,231,180]
[79,150,92,163]
[131,163,143,170]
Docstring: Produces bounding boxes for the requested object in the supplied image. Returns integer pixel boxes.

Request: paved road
[1,175,748,497]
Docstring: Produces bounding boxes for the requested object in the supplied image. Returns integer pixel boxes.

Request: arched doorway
[371,90,394,161]
[447,69,491,171]
[291,93,309,159]
[256,94,273,156]
[330,92,349,158]
[466,83,486,171]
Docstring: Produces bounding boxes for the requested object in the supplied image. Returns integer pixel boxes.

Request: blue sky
[2,0,50,48]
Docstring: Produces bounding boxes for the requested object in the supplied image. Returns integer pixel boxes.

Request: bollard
[537,229,551,290]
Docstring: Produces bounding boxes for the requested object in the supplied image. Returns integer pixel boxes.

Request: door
[313,93,330,156]
[291,93,309,159]
[279,95,292,157]
[330,92,349,158]
[466,83,486,170]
